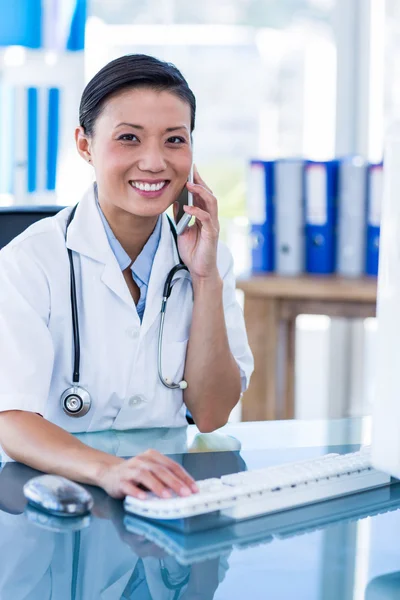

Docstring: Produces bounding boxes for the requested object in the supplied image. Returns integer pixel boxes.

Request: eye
[118,133,139,142]
[167,136,186,145]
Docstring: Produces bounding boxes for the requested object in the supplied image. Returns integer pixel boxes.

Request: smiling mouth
[129,180,169,192]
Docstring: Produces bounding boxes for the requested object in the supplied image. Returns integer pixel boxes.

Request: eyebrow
[115,122,189,133]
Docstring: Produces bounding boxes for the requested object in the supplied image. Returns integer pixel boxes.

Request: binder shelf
[236,274,377,422]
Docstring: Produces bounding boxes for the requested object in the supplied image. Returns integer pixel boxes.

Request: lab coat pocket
[160,340,189,386]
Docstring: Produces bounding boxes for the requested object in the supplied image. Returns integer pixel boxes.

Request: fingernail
[180,486,192,496]
[191,483,199,493]
[138,492,147,500]
[161,490,172,498]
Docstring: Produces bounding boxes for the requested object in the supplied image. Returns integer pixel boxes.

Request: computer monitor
[371,133,400,477]
[0,206,64,249]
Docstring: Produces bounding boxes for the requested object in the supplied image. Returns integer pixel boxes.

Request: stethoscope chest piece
[61,387,91,417]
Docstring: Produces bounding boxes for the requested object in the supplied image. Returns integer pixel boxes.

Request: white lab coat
[0,185,253,433]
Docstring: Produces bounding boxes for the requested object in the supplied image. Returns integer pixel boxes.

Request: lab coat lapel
[140,214,177,336]
[100,260,135,309]
[65,184,135,309]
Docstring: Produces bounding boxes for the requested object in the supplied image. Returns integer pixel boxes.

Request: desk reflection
[0,428,245,600]
[2,425,400,599]
[0,502,228,599]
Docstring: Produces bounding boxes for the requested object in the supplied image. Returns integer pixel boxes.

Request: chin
[123,186,174,217]
[121,198,169,218]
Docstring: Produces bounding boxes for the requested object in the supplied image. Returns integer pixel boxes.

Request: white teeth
[131,181,167,192]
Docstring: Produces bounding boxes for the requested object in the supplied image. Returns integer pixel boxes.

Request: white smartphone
[175,164,194,235]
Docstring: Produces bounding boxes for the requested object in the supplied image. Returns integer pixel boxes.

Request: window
[85,0,337,230]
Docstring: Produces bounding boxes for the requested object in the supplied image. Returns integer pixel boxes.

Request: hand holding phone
[172,165,220,280]
[174,164,194,235]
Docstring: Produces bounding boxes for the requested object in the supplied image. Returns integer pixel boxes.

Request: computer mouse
[23,474,94,517]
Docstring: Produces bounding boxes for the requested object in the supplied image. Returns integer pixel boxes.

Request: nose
[136,141,167,173]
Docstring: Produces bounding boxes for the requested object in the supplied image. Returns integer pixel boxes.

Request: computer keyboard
[123,446,391,522]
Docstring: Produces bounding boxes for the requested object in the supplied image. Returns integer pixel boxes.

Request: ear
[75,126,93,164]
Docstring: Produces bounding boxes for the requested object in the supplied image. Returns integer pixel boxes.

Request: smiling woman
[0,54,254,501]
[76,55,195,257]
[77,86,193,257]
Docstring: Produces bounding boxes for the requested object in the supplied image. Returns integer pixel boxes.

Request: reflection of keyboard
[124,446,391,521]
[124,484,399,565]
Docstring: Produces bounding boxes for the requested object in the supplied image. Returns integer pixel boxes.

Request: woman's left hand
[174,166,220,281]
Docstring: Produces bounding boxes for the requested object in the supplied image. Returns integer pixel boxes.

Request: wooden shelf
[236,274,378,422]
[237,274,377,302]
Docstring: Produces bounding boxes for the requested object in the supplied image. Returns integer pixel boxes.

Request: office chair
[0,206,65,249]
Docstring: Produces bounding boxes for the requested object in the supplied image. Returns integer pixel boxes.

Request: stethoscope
[122,558,191,599]
[160,560,191,599]
[61,203,190,418]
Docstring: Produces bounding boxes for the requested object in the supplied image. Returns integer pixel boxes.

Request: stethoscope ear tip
[163,378,188,389]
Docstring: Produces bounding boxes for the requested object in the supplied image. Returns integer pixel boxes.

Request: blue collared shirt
[96,199,161,322]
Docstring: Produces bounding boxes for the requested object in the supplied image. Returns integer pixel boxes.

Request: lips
[129,180,170,198]
[130,180,168,192]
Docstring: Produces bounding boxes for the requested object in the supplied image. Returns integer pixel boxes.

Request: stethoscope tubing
[62,203,189,416]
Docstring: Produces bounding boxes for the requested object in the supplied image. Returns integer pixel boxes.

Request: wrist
[191,270,222,293]
[91,453,124,487]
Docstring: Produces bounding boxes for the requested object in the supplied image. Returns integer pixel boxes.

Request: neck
[98,199,159,263]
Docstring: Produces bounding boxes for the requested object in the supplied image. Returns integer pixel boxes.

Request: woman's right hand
[97,448,199,500]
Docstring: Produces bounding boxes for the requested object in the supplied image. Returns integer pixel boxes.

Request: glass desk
[0,417,398,599]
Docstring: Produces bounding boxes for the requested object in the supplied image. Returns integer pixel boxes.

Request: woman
[0,54,253,500]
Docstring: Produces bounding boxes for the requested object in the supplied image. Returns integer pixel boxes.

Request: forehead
[99,87,191,130]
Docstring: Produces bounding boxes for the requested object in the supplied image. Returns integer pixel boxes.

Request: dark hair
[79,54,196,136]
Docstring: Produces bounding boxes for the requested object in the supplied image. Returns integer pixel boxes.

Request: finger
[132,461,192,498]
[187,189,208,213]
[187,182,218,222]
[142,450,198,491]
[193,164,213,194]
[125,452,197,492]
[183,205,219,237]
[120,481,148,500]
[130,466,175,498]
[187,177,215,214]
[148,464,194,497]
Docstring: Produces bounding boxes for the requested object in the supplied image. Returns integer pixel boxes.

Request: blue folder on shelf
[248,160,275,273]
[275,159,304,276]
[336,156,368,278]
[304,160,338,274]
[366,162,383,276]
